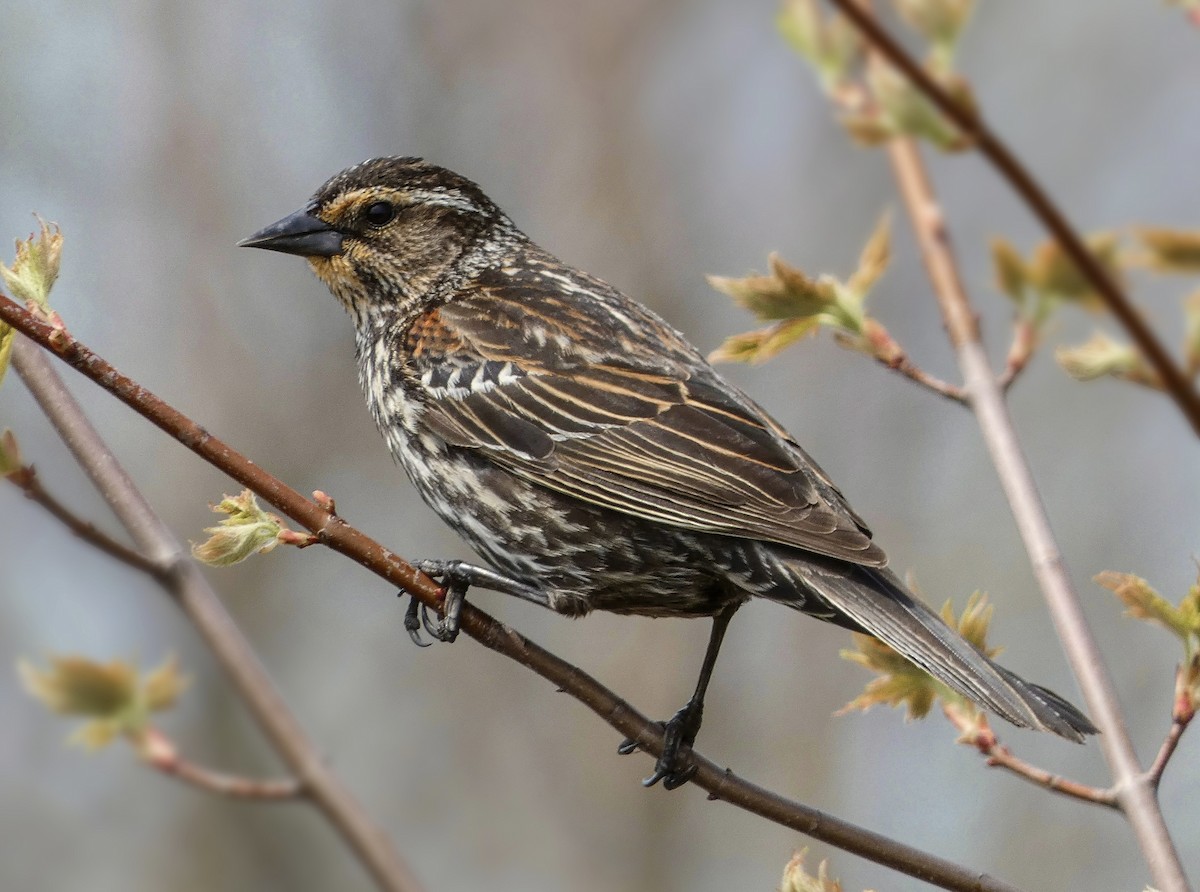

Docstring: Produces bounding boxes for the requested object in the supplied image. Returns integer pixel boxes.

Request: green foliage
[19,655,187,750]
[839,592,998,722]
[1095,570,1200,656]
[710,215,896,365]
[779,0,977,152]
[0,218,63,388]
[0,430,21,478]
[1055,333,1151,385]
[1133,227,1200,274]
[1095,569,1200,719]
[191,489,285,566]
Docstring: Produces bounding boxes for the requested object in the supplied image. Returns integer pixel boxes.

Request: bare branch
[9,335,425,892]
[983,745,1117,809]
[825,0,1200,437]
[872,351,967,403]
[2,297,1028,892]
[876,96,1189,892]
[997,319,1037,394]
[139,727,302,801]
[5,464,160,576]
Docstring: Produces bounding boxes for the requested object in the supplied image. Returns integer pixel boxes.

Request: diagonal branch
[879,113,1190,892]
[825,0,1200,437]
[9,338,425,892]
[5,463,160,575]
[4,295,1026,892]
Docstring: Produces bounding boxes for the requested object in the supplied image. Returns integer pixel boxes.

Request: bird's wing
[405,262,886,567]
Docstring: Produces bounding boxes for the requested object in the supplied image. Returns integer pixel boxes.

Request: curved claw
[662,764,698,790]
[616,738,640,756]
[421,603,441,637]
[402,595,432,647]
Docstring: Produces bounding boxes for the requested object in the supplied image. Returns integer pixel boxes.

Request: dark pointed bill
[238,208,344,257]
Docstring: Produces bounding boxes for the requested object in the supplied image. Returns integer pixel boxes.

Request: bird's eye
[363,201,396,227]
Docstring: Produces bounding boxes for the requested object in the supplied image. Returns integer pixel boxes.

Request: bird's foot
[402,559,551,645]
[401,559,475,645]
[619,699,703,790]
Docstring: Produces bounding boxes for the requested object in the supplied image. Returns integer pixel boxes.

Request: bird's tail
[781,561,1098,741]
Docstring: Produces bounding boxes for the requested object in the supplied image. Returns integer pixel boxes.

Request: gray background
[2,2,1198,890]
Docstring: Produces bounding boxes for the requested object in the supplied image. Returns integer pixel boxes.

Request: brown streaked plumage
[241,157,1096,788]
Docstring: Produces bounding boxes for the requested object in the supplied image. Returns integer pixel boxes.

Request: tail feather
[782,561,1098,741]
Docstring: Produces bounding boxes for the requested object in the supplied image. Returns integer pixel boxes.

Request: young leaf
[1094,571,1195,643]
[0,323,12,391]
[708,317,821,365]
[1133,227,1200,274]
[839,632,939,720]
[1027,233,1121,310]
[893,0,975,47]
[142,656,188,712]
[1055,332,1144,383]
[1,217,62,309]
[990,237,1028,304]
[847,212,892,297]
[778,0,862,94]
[708,255,837,322]
[192,489,284,566]
[20,656,138,718]
[0,430,21,477]
[780,849,846,892]
[19,654,189,750]
[1184,290,1200,372]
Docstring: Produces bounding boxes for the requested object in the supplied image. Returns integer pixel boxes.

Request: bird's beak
[238,208,344,257]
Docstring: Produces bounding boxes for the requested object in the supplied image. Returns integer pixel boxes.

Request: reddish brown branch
[5,464,160,575]
[9,336,424,892]
[984,745,1116,808]
[874,353,967,403]
[825,0,1200,437]
[2,297,1028,892]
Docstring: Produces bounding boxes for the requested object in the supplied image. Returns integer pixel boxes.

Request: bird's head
[240,157,514,323]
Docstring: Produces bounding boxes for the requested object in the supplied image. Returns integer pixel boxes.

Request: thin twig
[155,757,302,800]
[5,464,160,576]
[942,706,1117,809]
[997,318,1037,393]
[2,299,1026,892]
[1145,718,1188,793]
[9,337,425,892]
[138,728,302,801]
[984,745,1117,809]
[875,353,967,403]
[825,0,1200,438]
[879,107,1190,892]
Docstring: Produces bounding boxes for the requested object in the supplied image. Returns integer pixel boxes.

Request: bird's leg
[619,602,740,790]
[401,559,551,645]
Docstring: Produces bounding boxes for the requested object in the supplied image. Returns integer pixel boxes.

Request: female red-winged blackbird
[241,157,1095,788]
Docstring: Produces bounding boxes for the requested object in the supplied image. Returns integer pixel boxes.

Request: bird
[240,156,1097,788]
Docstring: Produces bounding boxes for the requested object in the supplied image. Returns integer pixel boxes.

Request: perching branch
[2,295,1029,892]
[9,336,425,892]
[876,87,1190,892]
[825,0,1200,438]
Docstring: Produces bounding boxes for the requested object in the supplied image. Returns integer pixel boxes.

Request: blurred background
[2,2,1198,890]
